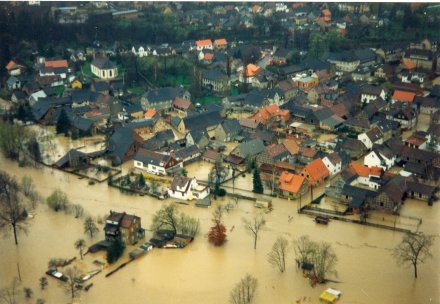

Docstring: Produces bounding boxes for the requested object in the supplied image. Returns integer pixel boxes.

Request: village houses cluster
[4,2,440,215]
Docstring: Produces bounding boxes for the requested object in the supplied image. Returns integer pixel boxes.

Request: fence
[299,206,413,233]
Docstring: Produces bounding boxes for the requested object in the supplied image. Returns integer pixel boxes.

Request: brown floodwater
[0,156,439,304]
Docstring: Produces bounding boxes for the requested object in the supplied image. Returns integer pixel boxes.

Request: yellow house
[71,79,83,89]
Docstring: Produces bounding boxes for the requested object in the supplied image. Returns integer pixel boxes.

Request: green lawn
[53,85,65,96]
[81,62,93,78]
[128,87,146,95]
[196,95,222,105]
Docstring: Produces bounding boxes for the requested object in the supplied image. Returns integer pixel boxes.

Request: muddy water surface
[0,157,439,304]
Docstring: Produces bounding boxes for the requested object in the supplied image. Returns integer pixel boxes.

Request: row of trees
[0,122,41,164]
[150,205,200,237]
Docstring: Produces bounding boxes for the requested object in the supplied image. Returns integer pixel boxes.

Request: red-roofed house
[195,39,213,51]
[278,171,308,198]
[392,90,416,103]
[5,60,26,76]
[104,210,143,245]
[300,158,330,186]
[172,97,194,116]
[214,39,227,49]
[44,59,68,69]
[250,104,290,126]
[349,162,371,185]
[144,108,157,119]
[204,52,215,62]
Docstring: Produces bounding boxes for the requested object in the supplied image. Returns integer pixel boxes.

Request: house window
[109,70,113,77]
[380,202,384,207]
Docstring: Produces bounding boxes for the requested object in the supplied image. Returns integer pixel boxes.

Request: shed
[255,197,272,208]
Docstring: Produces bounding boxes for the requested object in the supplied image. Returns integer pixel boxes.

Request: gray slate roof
[236,138,265,158]
[92,57,116,70]
[108,127,136,160]
[144,87,186,104]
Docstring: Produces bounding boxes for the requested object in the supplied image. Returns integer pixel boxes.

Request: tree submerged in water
[393,231,435,279]
[293,235,338,284]
[252,168,263,194]
[150,205,200,237]
[106,240,125,264]
[208,206,227,246]
[0,170,30,245]
[229,274,258,304]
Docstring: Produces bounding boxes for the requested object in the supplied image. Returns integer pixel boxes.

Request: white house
[363,148,395,170]
[132,46,150,57]
[91,57,118,79]
[133,149,182,176]
[360,85,387,104]
[167,176,210,200]
[29,90,47,106]
[322,152,342,176]
[6,76,21,90]
[358,127,383,150]
[195,39,213,51]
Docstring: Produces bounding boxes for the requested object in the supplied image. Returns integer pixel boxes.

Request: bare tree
[83,216,99,239]
[229,274,258,304]
[23,287,33,299]
[393,231,435,278]
[293,235,316,267]
[74,239,86,260]
[208,161,229,194]
[267,236,289,273]
[0,171,29,245]
[0,278,20,304]
[151,205,179,235]
[63,266,81,300]
[243,215,266,250]
[311,242,338,283]
[39,277,48,290]
[70,204,84,219]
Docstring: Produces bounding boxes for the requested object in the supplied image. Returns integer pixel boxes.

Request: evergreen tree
[137,173,145,187]
[56,108,71,136]
[106,239,125,263]
[252,168,264,194]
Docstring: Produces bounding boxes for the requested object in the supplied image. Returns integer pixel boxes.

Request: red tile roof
[392,90,416,103]
[5,60,23,70]
[349,162,370,177]
[303,158,329,182]
[44,60,68,68]
[244,64,262,77]
[401,58,416,70]
[250,104,290,125]
[173,97,192,110]
[369,166,383,177]
[144,108,157,118]
[279,171,306,194]
[196,39,212,47]
[283,139,299,155]
[214,38,227,46]
[204,53,214,60]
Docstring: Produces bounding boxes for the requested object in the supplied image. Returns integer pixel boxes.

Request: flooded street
[0,156,439,304]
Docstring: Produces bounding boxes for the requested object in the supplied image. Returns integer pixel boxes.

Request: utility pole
[17,263,22,282]
[271,166,275,196]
